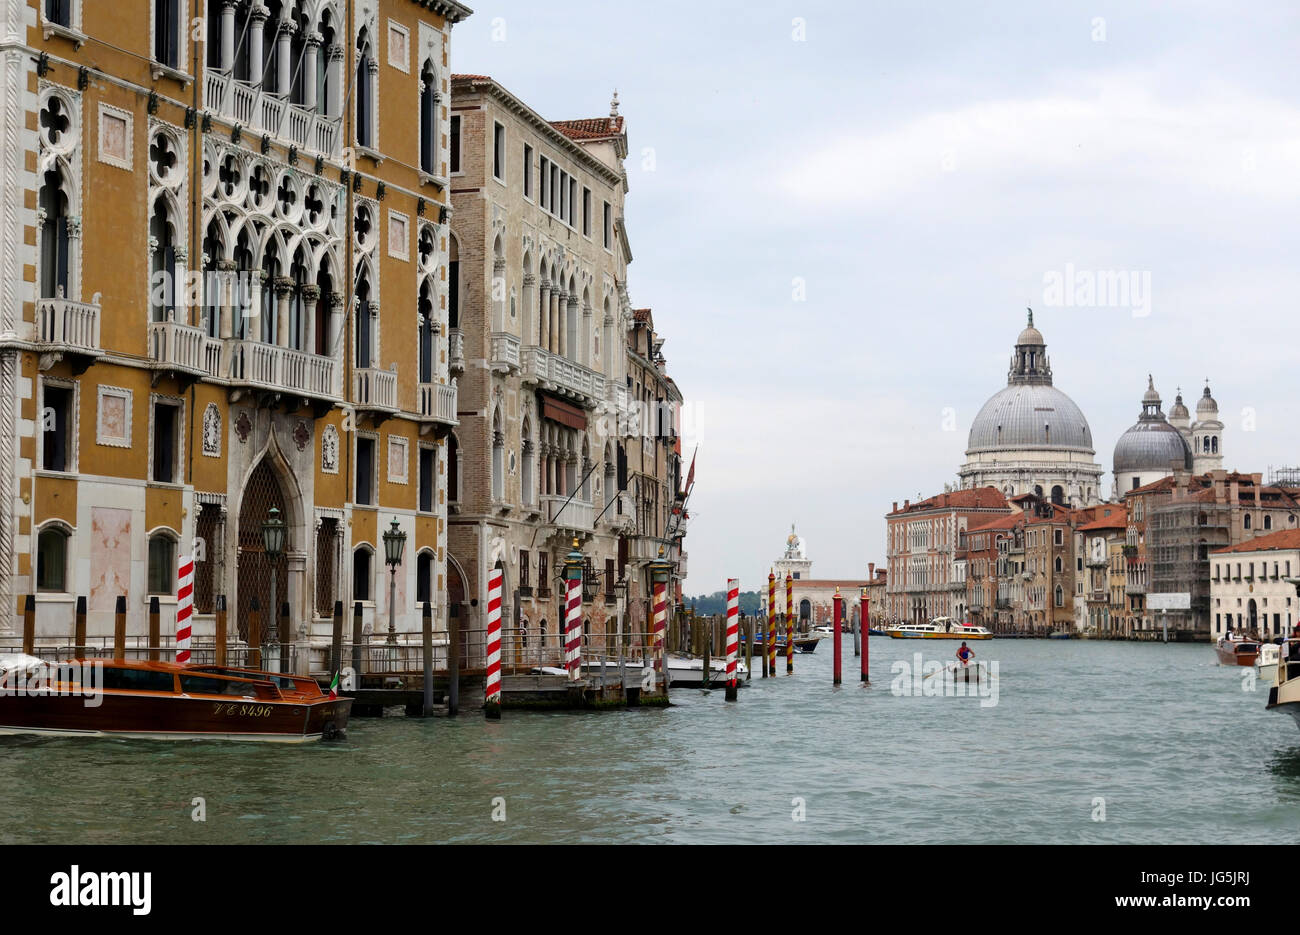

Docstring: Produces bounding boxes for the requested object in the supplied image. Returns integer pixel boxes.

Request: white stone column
[221,1,237,71]
[326,44,344,118]
[303,33,321,112]
[274,278,293,347]
[276,20,295,98]
[302,285,320,355]
[538,281,550,349]
[248,6,267,86]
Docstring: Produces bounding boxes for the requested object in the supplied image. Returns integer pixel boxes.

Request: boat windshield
[100,668,176,693]
[178,674,268,697]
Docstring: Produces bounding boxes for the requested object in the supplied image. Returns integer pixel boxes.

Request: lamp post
[650,547,672,691]
[260,506,287,672]
[382,516,406,645]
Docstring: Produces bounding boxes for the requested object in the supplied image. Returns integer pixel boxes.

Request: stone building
[762,526,869,628]
[958,311,1103,507]
[4,0,468,654]
[446,75,685,661]
[1077,505,1127,635]
[885,487,1009,625]
[1210,529,1300,640]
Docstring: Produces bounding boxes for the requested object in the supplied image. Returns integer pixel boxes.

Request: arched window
[419,60,437,174]
[149,196,177,322]
[355,27,375,147]
[37,525,70,592]
[1051,485,1064,506]
[148,532,177,594]
[232,227,255,339]
[447,234,460,329]
[354,266,373,367]
[416,551,433,606]
[1265,515,1273,530]
[1033,484,1043,498]
[417,280,435,383]
[353,546,372,601]
[1211,436,1218,454]
[491,408,505,501]
[260,242,282,343]
[39,167,71,300]
[1054,586,1064,607]
[1244,514,1252,530]
[521,417,535,506]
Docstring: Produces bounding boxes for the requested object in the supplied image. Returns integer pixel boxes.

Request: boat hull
[886,630,993,640]
[1215,641,1259,666]
[0,690,351,743]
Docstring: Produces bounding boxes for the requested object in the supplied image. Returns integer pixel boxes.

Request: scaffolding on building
[1148,499,1231,638]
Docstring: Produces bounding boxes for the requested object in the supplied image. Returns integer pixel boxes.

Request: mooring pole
[744,614,754,681]
[833,588,843,686]
[215,595,228,667]
[448,606,460,716]
[113,594,127,662]
[725,579,740,701]
[422,600,434,716]
[22,594,35,655]
[148,595,160,661]
[861,591,870,683]
[74,595,87,659]
[248,598,262,669]
[767,570,777,678]
[484,566,502,719]
[350,600,363,679]
[785,573,794,675]
[330,599,343,676]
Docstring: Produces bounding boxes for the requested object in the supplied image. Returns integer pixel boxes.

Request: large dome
[1113,421,1192,473]
[967,384,1095,452]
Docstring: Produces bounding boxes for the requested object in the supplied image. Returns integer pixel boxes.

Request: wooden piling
[215,595,228,667]
[329,599,343,675]
[351,600,363,677]
[760,619,768,678]
[279,601,291,674]
[148,595,160,662]
[450,612,462,717]
[853,614,861,657]
[248,597,262,670]
[74,595,87,658]
[702,616,711,688]
[744,614,754,681]
[113,594,126,662]
[421,600,433,716]
[21,594,34,655]
[833,590,843,686]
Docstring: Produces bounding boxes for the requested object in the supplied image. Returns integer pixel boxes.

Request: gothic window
[354,267,374,367]
[491,408,505,501]
[355,27,376,148]
[39,168,70,300]
[448,233,460,329]
[521,418,535,507]
[202,219,224,337]
[37,526,70,593]
[260,243,282,343]
[232,227,255,339]
[289,247,309,350]
[149,196,177,322]
[419,61,437,174]
[418,281,435,382]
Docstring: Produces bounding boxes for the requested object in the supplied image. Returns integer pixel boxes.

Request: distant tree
[686,591,761,615]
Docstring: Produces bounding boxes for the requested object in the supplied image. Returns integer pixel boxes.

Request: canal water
[3,636,1299,844]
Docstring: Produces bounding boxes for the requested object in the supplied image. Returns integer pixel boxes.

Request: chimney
[904,499,910,510]
[869,562,875,579]
[892,501,898,513]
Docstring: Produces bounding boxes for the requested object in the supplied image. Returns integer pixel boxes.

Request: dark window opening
[449,114,460,173]
[418,446,435,513]
[355,436,375,505]
[42,384,71,472]
[353,549,372,601]
[152,401,179,483]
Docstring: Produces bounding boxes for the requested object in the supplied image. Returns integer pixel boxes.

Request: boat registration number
[211,702,274,718]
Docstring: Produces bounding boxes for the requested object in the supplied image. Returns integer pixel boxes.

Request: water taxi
[0,656,350,743]
[1215,637,1259,667]
[1258,642,1280,684]
[1266,640,1300,729]
[885,617,993,640]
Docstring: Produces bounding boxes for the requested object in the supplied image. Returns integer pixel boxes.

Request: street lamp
[382,516,406,645]
[261,506,287,672]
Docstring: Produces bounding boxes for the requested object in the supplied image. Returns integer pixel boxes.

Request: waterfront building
[446,75,685,657]
[958,311,1103,507]
[1209,529,1300,639]
[1123,471,1300,639]
[4,0,468,650]
[863,563,887,629]
[764,527,869,627]
[964,512,1019,630]
[1077,505,1127,635]
[885,487,1009,626]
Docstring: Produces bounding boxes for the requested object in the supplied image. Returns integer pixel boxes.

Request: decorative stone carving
[202,403,221,457]
[234,410,251,444]
[321,423,339,473]
[293,420,310,451]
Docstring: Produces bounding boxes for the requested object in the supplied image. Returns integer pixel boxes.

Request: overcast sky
[450,1,1300,594]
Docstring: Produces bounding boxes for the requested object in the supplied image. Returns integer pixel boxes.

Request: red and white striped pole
[175,556,194,664]
[725,578,739,702]
[562,538,585,683]
[485,566,503,718]
[652,579,667,689]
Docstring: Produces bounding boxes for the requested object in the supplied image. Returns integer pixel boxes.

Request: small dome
[1113,421,1192,473]
[1016,308,1044,346]
[1197,383,1218,414]
[1169,390,1189,422]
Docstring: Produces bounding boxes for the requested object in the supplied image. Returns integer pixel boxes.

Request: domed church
[1112,378,1223,495]
[958,311,1103,506]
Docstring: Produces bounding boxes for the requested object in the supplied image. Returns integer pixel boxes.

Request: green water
[4,636,1299,844]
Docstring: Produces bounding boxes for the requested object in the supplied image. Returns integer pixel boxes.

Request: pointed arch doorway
[237,458,291,645]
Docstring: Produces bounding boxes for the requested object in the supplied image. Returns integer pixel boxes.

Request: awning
[541,395,586,431]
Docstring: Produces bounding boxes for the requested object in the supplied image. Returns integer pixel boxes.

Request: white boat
[1267,640,1300,728]
[665,653,748,688]
[1258,642,1281,684]
[886,617,994,640]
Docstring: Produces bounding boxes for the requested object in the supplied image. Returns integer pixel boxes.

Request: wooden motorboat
[886,617,994,640]
[1215,638,1259,667]
[0,657,350,743]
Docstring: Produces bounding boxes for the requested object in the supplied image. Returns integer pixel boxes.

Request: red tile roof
[1078,507,1128,531]
[968,513,1023,533]
[551,116,625,140]
[888,487,1009,516]
[451,73,492,82]
[1213,529,1300,554]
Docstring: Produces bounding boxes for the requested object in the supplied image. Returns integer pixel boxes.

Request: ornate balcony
[353,366,398,417]
[227,339,337,404]
[417,381,458,435]
[542,494,594,533]
[148,320,223,382]
[490,332,521,373]
[602,492,636,531]
[36,296,101,372]
[448,328,464,372]
[521,346,604,407]
[204,73,341,156]
[628,535,665,563]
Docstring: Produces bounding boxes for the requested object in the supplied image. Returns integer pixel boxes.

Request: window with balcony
[150,196,179,323]
[37,525,70,592]
[355,27,376,148]
[519,550,531,590]
[418,282,435,382]
[355,435,376,506]
[148,533,177,594]
[419,61,439,174]
[41,382,73,473]
[39,168,72,300]
[151,398,181,484]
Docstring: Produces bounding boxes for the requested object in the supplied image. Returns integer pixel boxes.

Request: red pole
[861,592,870,683]
[767,571,776,678]
[833,588,843,686]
